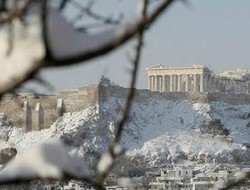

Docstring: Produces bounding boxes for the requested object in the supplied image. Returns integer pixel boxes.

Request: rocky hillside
[0,96,250,167]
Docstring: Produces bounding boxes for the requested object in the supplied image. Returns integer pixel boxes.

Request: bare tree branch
[0,0,153,188]
[44,0,175,66]
[59,0,70,11]
[69,0,123,26]
[0,0,35,25]
[0,0,7,13]
[220,172,250,190]
[94,1,149,188]
[0,0,176,98]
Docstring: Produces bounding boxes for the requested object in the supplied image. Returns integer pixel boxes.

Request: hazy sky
[35,0,250,92]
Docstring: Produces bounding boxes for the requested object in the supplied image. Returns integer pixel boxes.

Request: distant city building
[146,65,250,94]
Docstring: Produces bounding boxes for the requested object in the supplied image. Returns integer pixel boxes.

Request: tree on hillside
[0,0,179,188]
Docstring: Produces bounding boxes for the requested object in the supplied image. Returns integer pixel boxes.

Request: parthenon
[146,65,250,94]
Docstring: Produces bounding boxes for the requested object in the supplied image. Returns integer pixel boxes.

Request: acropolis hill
[0,65,250,132]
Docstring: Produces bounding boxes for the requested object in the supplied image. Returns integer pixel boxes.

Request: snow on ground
[209,102,250,144]
[0,97,250,166]
[217,69,250,80]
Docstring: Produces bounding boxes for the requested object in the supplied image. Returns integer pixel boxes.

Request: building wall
[146,65,250,94]
[100,85,250,105]
[0,85,99,131]
[0,84,249,132]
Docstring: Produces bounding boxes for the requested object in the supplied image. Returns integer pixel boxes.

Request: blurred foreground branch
[0,0,175,189]
[0,0,176,97]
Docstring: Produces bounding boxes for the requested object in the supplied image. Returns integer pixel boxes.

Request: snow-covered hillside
[0,97,250,166]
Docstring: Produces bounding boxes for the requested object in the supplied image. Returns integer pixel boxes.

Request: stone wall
[146,65,250,94]
[0,85,99,131]
[99,85,209,104]
[100,85,250,105]
[0,84,249,132]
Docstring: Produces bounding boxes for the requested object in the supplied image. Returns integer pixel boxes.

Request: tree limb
[44,0,175,66]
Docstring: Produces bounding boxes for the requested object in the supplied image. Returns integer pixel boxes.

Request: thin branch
[59,0,70,11]
[0,0,7,13]
[95,0,149,188]
[69,0,122,26]
[220,172,250,190]
[44,0,176,66]
[0,0,35,25]
[0,0,177,97]
[0,1,176,188]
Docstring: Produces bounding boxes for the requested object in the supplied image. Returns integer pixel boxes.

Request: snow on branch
[44,0,176,66]
[0,140,91,183]
[46,7,131,61]
[0,0,176,96]
[94,0,148,185]
[0,12,44,96]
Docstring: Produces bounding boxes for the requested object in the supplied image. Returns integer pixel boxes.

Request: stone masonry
[1,74,250,132]
[146,65,250,94]
[0,85,99,132]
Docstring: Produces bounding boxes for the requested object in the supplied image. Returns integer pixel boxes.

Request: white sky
[26,0,250,93]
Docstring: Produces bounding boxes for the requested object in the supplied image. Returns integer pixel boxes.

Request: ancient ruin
[1,66,250,132]
[146,65,250,94]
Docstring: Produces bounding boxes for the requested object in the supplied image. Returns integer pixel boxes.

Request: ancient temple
[146,65,250,94]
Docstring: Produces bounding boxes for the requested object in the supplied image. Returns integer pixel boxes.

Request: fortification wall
[99,85,209,103]
[99,85,250,105]
[0,84,249,132]
[0,85,99,131]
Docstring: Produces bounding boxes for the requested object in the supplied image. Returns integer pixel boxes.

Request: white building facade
[146,65,250,94]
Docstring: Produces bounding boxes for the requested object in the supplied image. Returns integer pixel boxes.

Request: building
[149,164,193,190]
[146,65,250,94]
[191,175,213,190]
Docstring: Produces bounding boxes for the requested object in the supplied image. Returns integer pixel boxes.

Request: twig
[0,0,177,98]
[69,0,122,27]
[220,172,250,190]
[0,0,36,25]
[94,0,149,188]
[44,0,176,66]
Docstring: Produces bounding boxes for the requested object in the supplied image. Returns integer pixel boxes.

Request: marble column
[200,74,204,93]
[165,75,170,91]
[159,76,162,92]
[150,76,153,91]
[174,75,178,91]
[162,75,166,92]
[170,75,174,92]
[185,75,190,92]
[154,75,158,91]
[193,74,198,92]
[177,75,181,92]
